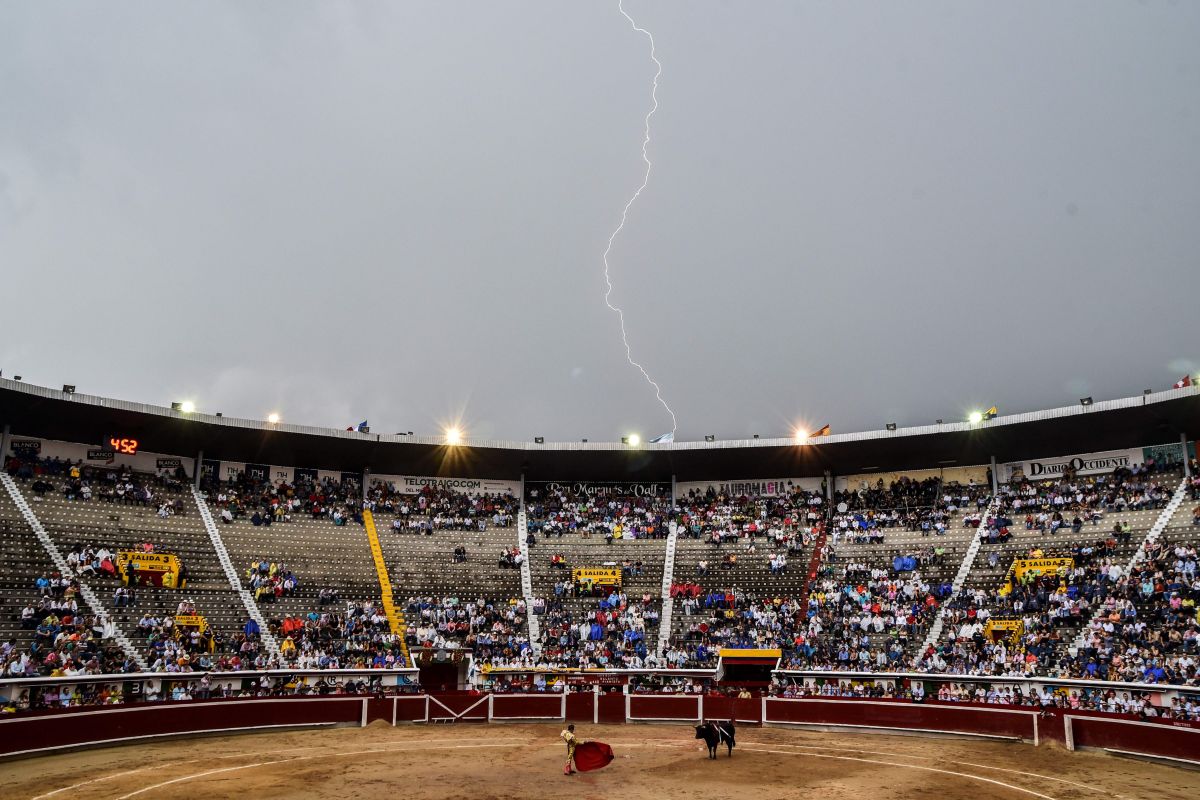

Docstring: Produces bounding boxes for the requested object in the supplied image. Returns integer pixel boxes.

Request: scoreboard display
[105,436,140,455]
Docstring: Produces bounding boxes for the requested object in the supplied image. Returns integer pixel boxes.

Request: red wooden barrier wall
[1068,713,1200,764]
[0,694,1196,766]
[703,696,762,724]
[491,694,562,720]
[597,693,626,724]
[628,694,700,721]
[764,697,1040,741]
[0,696,368,758]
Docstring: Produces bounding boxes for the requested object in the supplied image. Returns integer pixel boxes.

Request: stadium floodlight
[968,407,997,424]
[752,434,760,439]
[704,435,715,442]
[1144,389,1152,395]
[267,413,281,424]
[1080,397,1093,407]
[534,436,544,444]
[179,400,196,414]
[628,434,641,446]
[886,423,897,431]
[445,427,463,445]
[794,428,808,443]
[62,384,75,394]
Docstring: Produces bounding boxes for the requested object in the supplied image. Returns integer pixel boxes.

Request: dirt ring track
[2,723,1196,800]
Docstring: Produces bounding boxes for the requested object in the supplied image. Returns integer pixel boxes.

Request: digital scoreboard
[105,436,140,455]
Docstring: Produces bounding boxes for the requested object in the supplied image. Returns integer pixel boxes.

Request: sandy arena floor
[2,722,1196,800]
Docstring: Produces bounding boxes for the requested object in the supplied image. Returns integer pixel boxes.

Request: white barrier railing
[657,520,680,655]
[192,487,280,658]
[913,493,1001,665]
[517,511,540,650]
[1070,476,1191,652]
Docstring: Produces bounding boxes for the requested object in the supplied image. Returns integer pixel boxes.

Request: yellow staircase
[363,509,411,666]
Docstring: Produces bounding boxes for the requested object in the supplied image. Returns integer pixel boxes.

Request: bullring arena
[2,380,1200,797]
[3,718,1199,800]
[5,3,1199,795]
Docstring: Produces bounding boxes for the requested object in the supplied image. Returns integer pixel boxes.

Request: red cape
[574,741,614,772]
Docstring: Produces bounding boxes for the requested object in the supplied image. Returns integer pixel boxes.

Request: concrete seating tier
[671,535,815,595]
[376,526,522,599]
[530,595,659,668]
[528,535,666,599]
[0,491,57,657]
[1161,496,1200,543]
[18,485,248,647]
[962,506,1161,592]
[211,512,381,605]
[933,496,1175,674]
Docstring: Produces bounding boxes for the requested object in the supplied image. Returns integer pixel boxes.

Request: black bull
[694,721,736,759]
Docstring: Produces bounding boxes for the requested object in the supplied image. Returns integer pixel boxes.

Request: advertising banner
[528,481,667,499]
[1003,448,1143,482]
[10,439,41,457]
[676,477,824,498]
[219,461,247,481]
[1142,442,1195,468]
[244,463,270,482]
[375,473,522,496]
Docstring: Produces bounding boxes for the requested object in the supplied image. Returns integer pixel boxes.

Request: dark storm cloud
[2,1,1198,442]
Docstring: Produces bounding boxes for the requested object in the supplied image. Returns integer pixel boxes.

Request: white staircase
[517,511,540,651]
[913,493,1001,666]
[656,520,680,655]
[1,472,147,670]
[1070,476,1190,652]
[191,488,280,658]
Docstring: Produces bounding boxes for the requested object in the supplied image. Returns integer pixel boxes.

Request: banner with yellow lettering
[116,551,183,588]
[999,557,1074,595]
[172,614,213,652]
[173,614,207,631]
[984,618,1024,644]
[572,567,622,593]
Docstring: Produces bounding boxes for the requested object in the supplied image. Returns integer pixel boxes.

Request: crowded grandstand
[1,376,1199,768]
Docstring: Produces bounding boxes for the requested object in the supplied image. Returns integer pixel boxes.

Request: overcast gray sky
[3,1,1198,442]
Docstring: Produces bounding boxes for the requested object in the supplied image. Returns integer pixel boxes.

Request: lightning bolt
[604,0,677,436]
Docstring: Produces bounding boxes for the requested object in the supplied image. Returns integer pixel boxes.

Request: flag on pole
[649,432,674,443]
[1174,375,1193,389]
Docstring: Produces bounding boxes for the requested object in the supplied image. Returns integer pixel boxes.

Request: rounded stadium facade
[1,377,1199,789]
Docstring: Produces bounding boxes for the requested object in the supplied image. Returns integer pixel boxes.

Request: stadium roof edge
[1,377,1194,450]
[1,378,1196,481]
